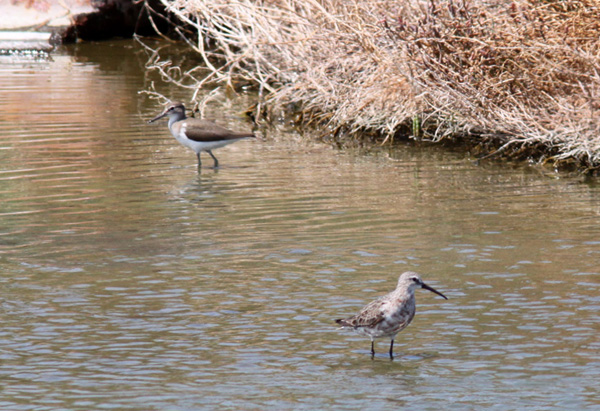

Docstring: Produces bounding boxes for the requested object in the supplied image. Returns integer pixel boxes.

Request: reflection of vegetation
[145,0,600,173]
[12,0,50,10]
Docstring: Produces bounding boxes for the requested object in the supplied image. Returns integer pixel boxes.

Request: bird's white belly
[170,129,243,153]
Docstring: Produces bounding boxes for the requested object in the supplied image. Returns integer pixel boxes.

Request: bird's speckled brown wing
[336,297,387,329]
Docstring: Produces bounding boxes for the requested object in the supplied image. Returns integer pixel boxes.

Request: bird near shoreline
[148,101,255,168]
[335,271,448,359]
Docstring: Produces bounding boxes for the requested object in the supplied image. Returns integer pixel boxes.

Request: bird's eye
[411,277,419,283]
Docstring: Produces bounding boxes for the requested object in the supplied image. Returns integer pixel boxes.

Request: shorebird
[148,101,255,168]
[335,271,447,359]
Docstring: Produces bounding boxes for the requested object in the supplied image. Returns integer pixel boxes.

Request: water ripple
[1,41,600,410]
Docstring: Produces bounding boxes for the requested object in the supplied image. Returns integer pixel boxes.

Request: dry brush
[143,0,600,172]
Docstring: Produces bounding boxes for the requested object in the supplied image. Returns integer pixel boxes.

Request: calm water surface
[1,40,599,410]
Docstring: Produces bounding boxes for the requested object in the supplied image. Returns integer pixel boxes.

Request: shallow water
[1,40,599,410]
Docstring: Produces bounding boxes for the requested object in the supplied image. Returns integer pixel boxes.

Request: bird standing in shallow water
[148,101,255,168]
[335,271,448,359]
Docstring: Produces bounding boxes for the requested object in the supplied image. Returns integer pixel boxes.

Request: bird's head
[398,271,448,299]
[148,101,186,123]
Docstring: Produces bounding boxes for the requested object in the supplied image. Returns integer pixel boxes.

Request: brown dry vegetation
[143,0,600,173]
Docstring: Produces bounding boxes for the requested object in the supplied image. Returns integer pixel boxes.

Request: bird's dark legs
[196,152,202,168]
[207,150,219,168]
[368,340,394,359]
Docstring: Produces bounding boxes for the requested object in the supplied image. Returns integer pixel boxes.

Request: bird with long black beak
[148,101,255,168]
[336,271,448,359]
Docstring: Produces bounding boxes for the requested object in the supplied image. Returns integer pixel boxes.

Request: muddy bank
[0,0,169,43]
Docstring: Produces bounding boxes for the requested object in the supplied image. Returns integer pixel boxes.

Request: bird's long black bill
[422,283,448,299]
[148,112,167,123]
